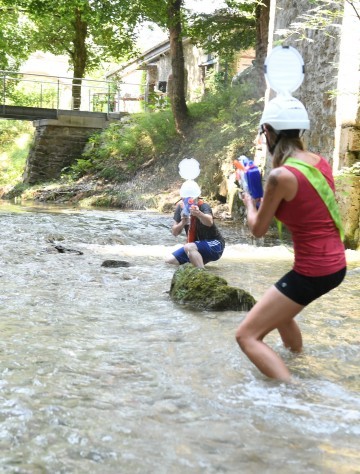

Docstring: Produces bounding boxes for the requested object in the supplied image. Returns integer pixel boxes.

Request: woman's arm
[243,167,297,238]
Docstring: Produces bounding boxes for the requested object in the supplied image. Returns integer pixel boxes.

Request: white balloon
[180,180,201,198]
[178,158,200,180]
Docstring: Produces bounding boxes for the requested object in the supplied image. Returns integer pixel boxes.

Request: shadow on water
[0,201,359,473]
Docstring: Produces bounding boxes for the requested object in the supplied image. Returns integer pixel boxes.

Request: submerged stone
[53,244,83,255]
[101,260,131,267]
[169,264,256,311]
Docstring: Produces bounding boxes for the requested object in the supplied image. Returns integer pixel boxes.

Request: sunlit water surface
[0,202,359,473]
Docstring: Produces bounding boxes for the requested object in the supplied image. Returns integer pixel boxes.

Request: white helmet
[180,180,201,198]
[259,95,310,132]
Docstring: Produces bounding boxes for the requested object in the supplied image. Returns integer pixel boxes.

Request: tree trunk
[253,0,271,178]
[71,8,88,110]
[167,0,189,135]
[254,0,270,93]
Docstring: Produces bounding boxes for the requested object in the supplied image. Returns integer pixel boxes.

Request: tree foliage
[0,4,33,70]
[8,0,139,69]
[186,1,257,62]
[0,0,141,107]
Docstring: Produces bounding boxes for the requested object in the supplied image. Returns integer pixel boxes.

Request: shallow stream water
[0,201,359,473]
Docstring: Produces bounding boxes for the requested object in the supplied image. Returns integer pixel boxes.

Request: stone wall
[269,0,360,248]
[23,112,120,184]
[271,0,343,162]
[336,172,360,249]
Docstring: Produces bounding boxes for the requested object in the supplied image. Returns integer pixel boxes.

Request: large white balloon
[180,180,201,198]
[264,45,305,95]
[178,158,200,180]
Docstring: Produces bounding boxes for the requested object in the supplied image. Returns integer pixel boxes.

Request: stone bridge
[22,109,123,184]
[0,71,124,184]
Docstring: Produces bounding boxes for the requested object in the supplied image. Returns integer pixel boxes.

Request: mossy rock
[169,263,256,311]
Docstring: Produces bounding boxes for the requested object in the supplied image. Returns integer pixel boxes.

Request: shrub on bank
[68,82,262,185]
[69,109,177,181]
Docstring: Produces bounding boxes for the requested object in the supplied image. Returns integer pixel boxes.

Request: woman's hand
[241,191,259,210]
[241,191,252,207]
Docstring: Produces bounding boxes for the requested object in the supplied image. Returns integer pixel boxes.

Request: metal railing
[0,70,119,114]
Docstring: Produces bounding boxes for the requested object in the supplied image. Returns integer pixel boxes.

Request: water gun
[181,197,204,243]
[182,197,204,216]
[233,155,263,200]
[233,155,249,193]
[182,197,195,217]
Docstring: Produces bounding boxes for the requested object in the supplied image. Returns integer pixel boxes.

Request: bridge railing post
[107,82,110,116]
[57,78,60,113]
[2,73,5,114]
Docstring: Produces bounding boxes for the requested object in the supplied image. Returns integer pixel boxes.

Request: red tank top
[275,156,346,276]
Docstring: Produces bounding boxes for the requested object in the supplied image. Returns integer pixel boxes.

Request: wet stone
[101,260,131,268]
[169,263,256,311]
[53,244,83,255]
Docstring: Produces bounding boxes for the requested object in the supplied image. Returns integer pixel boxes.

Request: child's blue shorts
[172,239,224,265]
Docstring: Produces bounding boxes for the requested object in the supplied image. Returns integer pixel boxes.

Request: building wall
[111,41,214,112]
[109,67,144,114]
[233,49,256,74]
[157,53,172,84]
[183,42,208,102]
[334,0,360,169]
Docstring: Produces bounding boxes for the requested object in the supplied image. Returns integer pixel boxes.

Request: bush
[0,120,33,185]
[70,110,177,181]
[9,87,58,109]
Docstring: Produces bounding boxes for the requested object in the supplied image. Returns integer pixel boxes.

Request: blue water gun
[182,197,195,216]
[234,155,263,200]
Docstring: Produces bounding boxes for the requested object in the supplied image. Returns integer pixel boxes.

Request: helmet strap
[267,132,282,154]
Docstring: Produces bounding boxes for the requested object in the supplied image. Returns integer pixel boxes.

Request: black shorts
[275,267,347,306]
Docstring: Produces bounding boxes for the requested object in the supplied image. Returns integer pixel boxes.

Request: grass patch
[0,120,33,186]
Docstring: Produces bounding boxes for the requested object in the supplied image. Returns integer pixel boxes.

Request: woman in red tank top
[235,95,346,382]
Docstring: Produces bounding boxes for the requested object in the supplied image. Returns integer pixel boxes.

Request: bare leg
[184,242,205,269]
[165,254,180,265]
[235,285,304,381]
[277,319,303,352]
